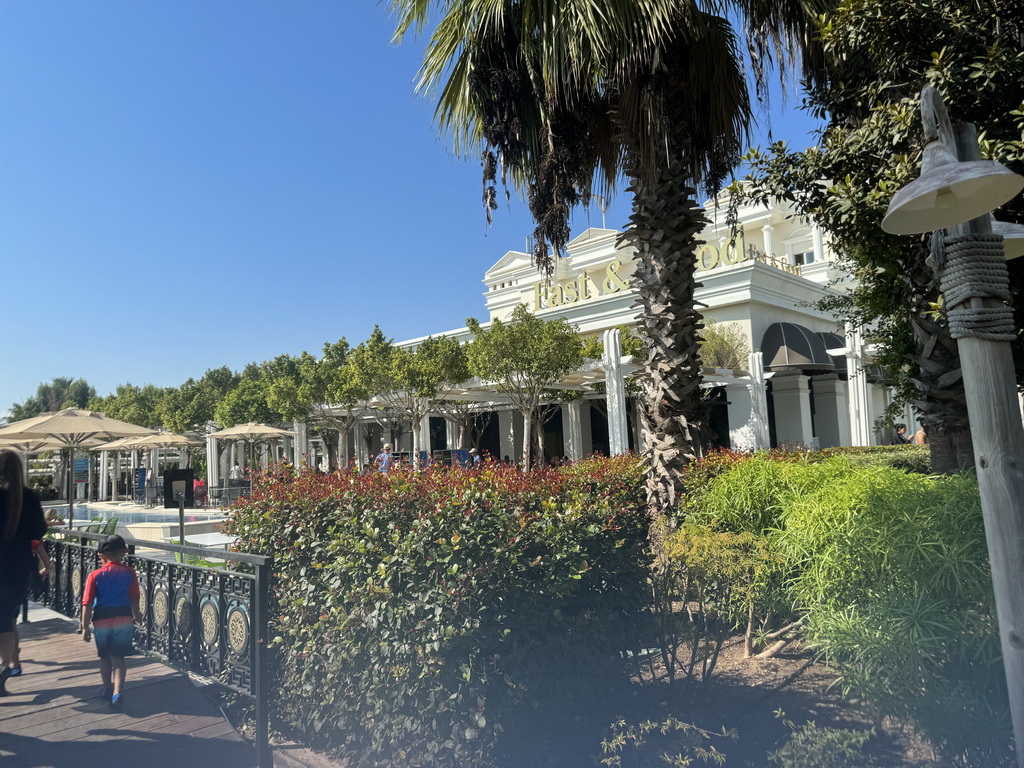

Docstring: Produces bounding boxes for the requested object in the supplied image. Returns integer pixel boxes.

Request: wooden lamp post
[883,85,1024,766]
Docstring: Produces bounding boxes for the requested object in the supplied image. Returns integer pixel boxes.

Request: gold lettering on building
[692,232,803,277]
[532,262,632,311]
[603,260,629,292]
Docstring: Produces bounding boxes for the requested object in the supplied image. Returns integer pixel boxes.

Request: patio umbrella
[129,432,201,449]
[0,409,155,518]
[207,422,293,440]
[0,437,102,484]
[208,422,293,474]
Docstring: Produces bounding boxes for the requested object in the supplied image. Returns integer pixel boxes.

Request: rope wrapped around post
[933,232,1016,341]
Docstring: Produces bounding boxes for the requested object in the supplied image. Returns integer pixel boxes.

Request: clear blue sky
[0,2,821,413]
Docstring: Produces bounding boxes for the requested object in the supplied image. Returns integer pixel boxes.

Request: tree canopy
[466,304,583,468]
[736,0,1024,472]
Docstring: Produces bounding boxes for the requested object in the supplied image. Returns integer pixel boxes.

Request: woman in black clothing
[0,449,47,695]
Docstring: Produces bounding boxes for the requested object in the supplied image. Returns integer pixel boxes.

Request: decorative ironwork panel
[38,534,264,699]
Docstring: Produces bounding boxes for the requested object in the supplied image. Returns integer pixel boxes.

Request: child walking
[81,534,142,710]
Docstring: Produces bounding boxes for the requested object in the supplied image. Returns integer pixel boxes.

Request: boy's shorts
[92,615,136,658]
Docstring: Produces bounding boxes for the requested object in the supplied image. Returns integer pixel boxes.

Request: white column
[221,442,231,484]
[497,409,521,462]
[812,223,825,262]
[294,421,308,466]
[846,325,872,447]
[762,223,775,258]
[603,328,629,455]
[813,375,850,448]
[98,451,109,501]
[564,400,584,461]
[725,381,757,451]
[771,373,814,447]
[445,419,459,450]
[207,437,220,487]
[338,432,349,469]
[748,352,772,450]
[418,414,432,462]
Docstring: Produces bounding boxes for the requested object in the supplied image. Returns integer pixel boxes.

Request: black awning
[815,331,847,373]
[761,322,835,374]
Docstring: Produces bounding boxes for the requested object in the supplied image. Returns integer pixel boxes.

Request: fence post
[253,556,272,767]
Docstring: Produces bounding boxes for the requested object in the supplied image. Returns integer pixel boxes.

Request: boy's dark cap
[98,534,127,554]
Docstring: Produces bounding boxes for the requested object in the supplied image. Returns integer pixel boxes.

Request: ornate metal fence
[35,528,273,767]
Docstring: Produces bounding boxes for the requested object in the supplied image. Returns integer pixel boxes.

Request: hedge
[227,455,649,767]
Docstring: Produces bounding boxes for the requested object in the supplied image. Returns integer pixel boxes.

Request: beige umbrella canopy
[129,432,201,449]
[0,437,103,484]
[0,409,155,517]
[207,422,293,440]
[0,436,103,453]
[208,422,293,475]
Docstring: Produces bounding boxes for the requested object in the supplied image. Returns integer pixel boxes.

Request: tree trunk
[533,413,545,468]
[521,407,534,471]
[623,155,711,517]
[412,412,422,470]
[906,271,975,474]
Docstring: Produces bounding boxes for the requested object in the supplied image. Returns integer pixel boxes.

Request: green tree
[89,383,167,428]
[214,377,278,427]
[348,328,471,467]
[10,377,96,420]
[737,0,1024,472]
[466,304,583,469]
[699,318,751,370]
[414,334,473,449]
[158,366,240,434]
[392,0,823,513]
[267,341,371,469]
[214,356,302,428]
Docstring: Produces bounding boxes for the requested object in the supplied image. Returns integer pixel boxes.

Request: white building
[196,194,905,482]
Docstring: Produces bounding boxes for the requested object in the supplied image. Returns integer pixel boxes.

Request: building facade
[193,195,907,483]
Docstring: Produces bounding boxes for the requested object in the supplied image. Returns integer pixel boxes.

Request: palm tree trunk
[907,281,975,473]
[623,154,711,517]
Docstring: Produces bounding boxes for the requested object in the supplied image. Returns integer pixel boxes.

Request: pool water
[50,505,228,526]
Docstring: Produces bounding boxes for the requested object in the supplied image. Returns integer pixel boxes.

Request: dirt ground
[240,636,937,767]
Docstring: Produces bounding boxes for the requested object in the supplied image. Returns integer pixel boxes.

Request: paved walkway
[0,606,255,768]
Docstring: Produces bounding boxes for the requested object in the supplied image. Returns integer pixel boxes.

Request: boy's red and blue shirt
[82,561,140,621]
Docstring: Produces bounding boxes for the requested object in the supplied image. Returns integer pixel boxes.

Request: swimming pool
[49,505,228,526]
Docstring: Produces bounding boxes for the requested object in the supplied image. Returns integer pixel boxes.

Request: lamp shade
[991,219,1024,260]
[882,139,1024,235]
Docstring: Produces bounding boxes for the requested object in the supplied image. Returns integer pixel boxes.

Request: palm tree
[391,0,822,515]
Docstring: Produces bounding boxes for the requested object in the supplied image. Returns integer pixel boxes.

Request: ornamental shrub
[227,455,648,767]
[679,451,1011,765]
[768,720,880,768]
[775,467,1011,766]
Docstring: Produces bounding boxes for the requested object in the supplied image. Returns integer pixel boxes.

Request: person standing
[468,448,482,468]
[0,450,47,696]
[228,462,244,486]
[81,534,142,710]
[374,444,394,474]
